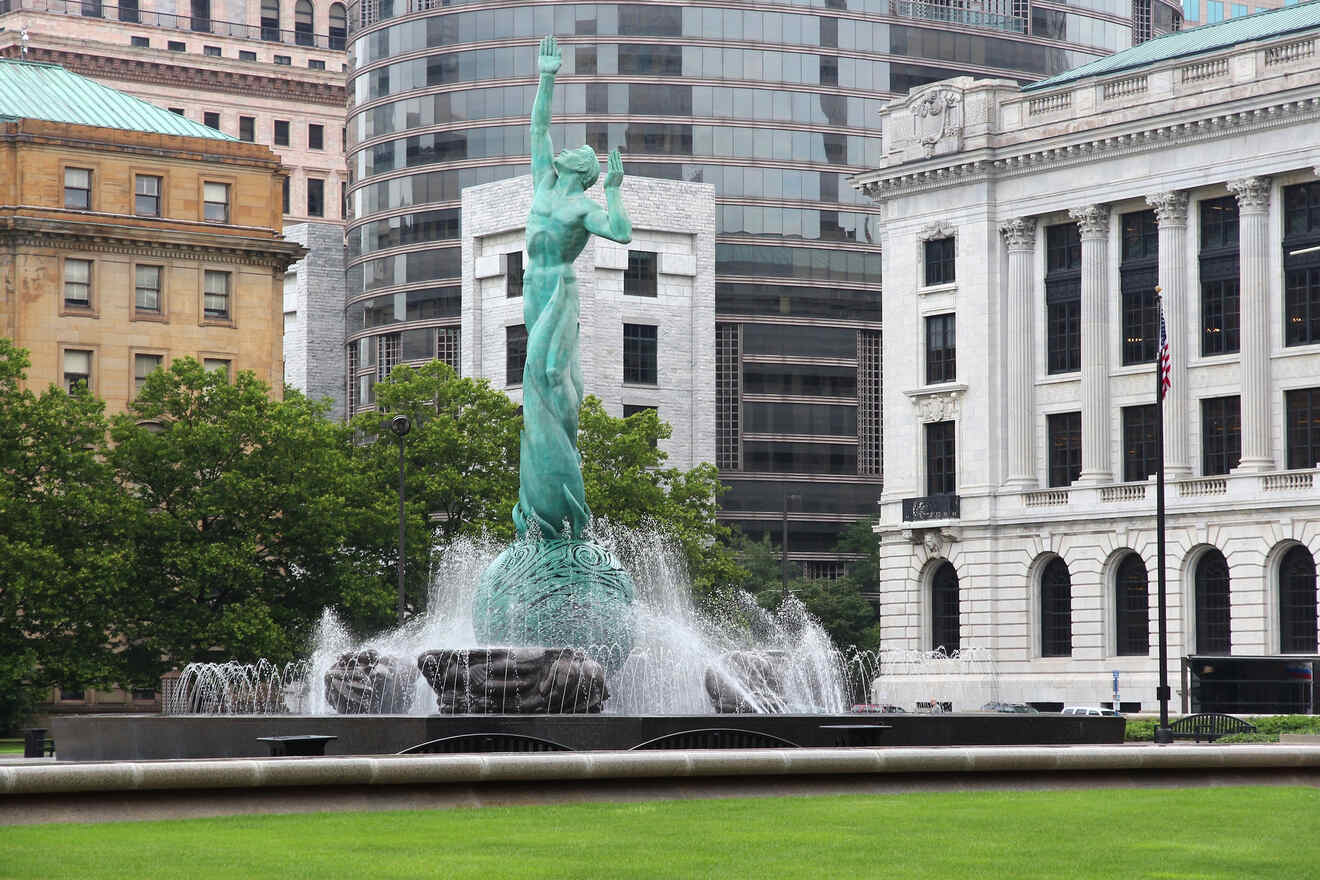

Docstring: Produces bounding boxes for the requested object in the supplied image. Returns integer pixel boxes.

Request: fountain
[49,38,1124,758]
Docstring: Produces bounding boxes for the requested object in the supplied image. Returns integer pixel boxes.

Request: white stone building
[854,6,1320,712]
[460,175,716,471]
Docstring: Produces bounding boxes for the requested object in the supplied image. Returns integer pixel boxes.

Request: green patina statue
[471,36,638,664]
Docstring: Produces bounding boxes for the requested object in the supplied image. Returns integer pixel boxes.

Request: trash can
[23,728,48,758]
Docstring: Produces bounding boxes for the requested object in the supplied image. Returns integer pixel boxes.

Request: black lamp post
[389,413,411,624]
[781,492,802,596]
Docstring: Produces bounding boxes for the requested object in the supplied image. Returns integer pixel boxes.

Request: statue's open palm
[538,35,561,74]
[604,149,624,189]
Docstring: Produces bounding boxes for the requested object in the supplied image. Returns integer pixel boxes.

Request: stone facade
[461,175,716,472]
[0,115,303,413]
[282,221,346,419]
[853,21,1320,710]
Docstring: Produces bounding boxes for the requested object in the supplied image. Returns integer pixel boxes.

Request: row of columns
[998,177,1274,489]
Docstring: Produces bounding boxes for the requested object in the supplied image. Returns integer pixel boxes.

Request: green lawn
[0,740,21,755]
[1,787,1314,879]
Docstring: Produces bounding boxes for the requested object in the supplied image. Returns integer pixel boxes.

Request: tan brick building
[0,59,304,414]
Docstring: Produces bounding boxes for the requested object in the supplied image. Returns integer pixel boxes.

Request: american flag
[1158,304,1172,400]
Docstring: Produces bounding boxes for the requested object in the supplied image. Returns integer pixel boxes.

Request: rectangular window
[169,107,185,116]
[203,182,229,223]
[1285,268,1320,347]
[134,265,162,313]
[623,323,658,385]
[203,270,230,319]
[1121,210,1159,366]
[1207,0,1224,20]
[274,55,291,65]
[1286,387,1320,469]
[63,349,92,393]
[506,324,527,386]
[1123,404,1159,483]
[64,167,91,210]
[624,250,658,297]
[1182,0,1198,20]
[203,358,230,377]
[923,236,955,286]
[1200,196,1240,356]
[1201,279,1241,356]
[134,353,162,394]
[308,59,326,70]
[167,40,186,51]
[308,124,324,150]
[134,175,161,216]
[506,251,523,298]
[131,35,150,47]
[307,178,325,218]
[1045,223,1082,375]
[203,45,222,56]
[1230,2,1246,14]
[239,50,257,61]
[238,116,255,142]
[924,313,956,384]
[203,111,220,129]
[63,259,92,308]
[925,420,956,496]
[274,120,290,146]
[1201,396,1241,475]
[1047,411,1082,488]
[282,177,290,214]
[624,404,658,447]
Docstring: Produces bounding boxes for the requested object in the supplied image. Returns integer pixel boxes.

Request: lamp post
[389,414,411,624]
[781,492,802,596]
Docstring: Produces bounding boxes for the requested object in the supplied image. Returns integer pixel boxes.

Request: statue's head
[553,145,600,189]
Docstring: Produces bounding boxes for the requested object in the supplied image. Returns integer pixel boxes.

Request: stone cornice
[1227,176,1273,212]
[0,45,346,108]
[1145,190,1190,226]
[856,95,1320,201]
[1069,204,1110,238]
[999,217,1037,249]
[0,217,307,270]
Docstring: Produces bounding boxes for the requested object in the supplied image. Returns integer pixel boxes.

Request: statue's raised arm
[530,35,560,185]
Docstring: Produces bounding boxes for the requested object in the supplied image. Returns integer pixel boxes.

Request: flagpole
[1154,287,1174,744]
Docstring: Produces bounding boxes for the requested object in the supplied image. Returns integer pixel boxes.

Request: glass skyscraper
[343,0,1181,583]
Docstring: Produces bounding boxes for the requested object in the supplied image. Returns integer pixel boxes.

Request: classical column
[1227,176,1273,471]
[1146,191,1191,478]
[1001,217,1038,488]
[1070,204,1112,484]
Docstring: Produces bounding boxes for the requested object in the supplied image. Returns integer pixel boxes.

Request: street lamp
[781,492,802,596]
[389,414,411,624]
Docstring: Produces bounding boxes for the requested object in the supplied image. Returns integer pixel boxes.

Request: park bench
[1169,713,1256,742]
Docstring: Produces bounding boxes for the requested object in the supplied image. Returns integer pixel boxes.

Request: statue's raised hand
[604,149,624,190]
[538,35,561,75]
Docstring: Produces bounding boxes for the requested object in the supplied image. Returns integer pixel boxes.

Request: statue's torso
[527,181,595,274]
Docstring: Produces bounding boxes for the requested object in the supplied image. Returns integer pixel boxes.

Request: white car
[1061,706,1121,716]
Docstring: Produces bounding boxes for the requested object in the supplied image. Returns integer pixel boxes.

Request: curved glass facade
[344,0,1162,562]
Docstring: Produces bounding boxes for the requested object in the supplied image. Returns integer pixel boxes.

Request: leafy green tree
[577,396,742,595]
[732,529,798,593]
[0,340,132,731]
[109,358,386,677]
[834,517,881,595]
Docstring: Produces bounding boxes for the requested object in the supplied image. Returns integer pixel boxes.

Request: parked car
[980,702,1040,714]
[1061,706,1122,716]
[850,703,906,713]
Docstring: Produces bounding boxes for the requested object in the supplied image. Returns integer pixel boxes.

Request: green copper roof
[1024,1,1320,91]
[0,60,234,141]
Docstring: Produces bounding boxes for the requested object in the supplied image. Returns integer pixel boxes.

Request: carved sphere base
[704,650,791,714]
[324,650,418,714]
[472,537,636,665]
[418,647,607,713]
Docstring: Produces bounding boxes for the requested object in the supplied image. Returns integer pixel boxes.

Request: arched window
[1195,549,1231,654]
[295,0,314,46]
[1041,557,1072,657]
[1115,554,1150,656]
[931,562,959,654]
[261,0,280,42]
[329,2,347,50]
[1280,546,1317,653]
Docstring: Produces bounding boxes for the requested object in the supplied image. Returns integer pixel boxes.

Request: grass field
[1,787,1316,879]
[0,740,21,755]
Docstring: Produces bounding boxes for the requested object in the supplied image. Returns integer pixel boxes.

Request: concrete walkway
[3,744,1319,825]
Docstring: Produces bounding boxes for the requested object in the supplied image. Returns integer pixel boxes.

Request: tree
[0,340,132,731]
[577,396,742,595]
[110,358,386,677]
